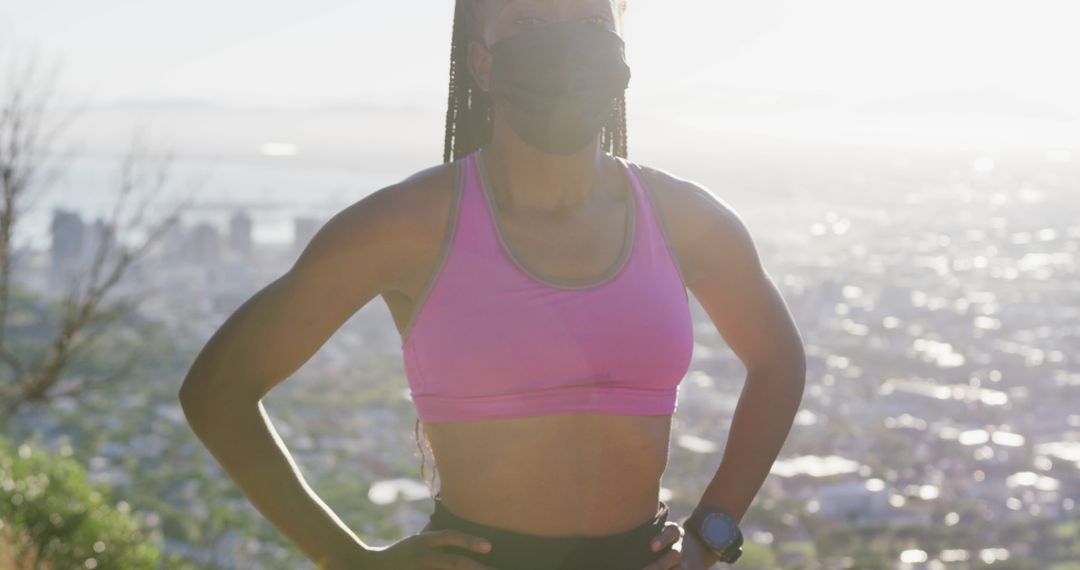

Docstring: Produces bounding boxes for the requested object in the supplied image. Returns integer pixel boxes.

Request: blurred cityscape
[5,141,1079,569]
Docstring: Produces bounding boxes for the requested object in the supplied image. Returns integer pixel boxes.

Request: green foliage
[0,434,161,569]
[1051,520,1080,565]
[737,540,778,568]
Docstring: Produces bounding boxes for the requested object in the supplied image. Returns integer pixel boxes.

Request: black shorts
[423,495,672,570]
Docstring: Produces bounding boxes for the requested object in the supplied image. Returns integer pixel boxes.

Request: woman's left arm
[641,176,807,570]
[679,181,807,524]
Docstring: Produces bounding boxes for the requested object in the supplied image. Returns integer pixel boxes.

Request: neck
[481,116,608,217]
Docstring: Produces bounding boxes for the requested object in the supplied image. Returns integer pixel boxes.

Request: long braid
[603,92,628,158]
[442,3,461,164]
[416,417,438,501]
[443,0,492,163]
[613,91,628,157]
[442,0,628,163]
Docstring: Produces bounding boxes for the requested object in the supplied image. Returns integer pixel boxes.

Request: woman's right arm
[177,183,415,569]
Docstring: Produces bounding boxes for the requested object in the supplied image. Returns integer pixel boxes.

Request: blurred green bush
[0,434,161,569]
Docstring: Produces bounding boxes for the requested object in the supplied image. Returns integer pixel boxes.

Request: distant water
[18,153,396,250]
[18,139,1078,252]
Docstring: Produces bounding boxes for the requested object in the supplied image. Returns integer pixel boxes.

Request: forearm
[180,394,371,569]
[694,364,805,523]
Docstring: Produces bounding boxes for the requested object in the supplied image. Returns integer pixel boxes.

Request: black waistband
[426,494,671,570]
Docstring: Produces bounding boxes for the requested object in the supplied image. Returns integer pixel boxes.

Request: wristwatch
[683,505,744,564]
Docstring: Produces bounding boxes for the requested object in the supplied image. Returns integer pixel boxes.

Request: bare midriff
[422,412,672,537]
[395,158,678,537]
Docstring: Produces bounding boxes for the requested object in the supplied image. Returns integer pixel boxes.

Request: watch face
[701,512,737,548]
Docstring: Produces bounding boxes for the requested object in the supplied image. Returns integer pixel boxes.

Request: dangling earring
[483,104,494,143]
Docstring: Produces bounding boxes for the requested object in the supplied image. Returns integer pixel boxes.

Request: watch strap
[684,505,744,563]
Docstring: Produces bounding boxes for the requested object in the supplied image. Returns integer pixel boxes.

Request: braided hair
[441,0,629,164]
[418,0,630,502]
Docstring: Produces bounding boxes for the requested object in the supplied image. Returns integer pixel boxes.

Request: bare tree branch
[0,42,205,424]
[0,342,22,379]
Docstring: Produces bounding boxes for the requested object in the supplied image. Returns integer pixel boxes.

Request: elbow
[793,350,808,385]
[178,355,208,408]
[178,372,261,430]
[177,376,193,406]
[783,340,808,389]
[177,369,208,412]
[177,375,235,430]
[178,377,209,428]
[748,353,806,405]
[749,353,805,385]
[788,351,807,395]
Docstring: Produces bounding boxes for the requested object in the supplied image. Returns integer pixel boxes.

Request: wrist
[683,505,744,564]
[685,531,724,566]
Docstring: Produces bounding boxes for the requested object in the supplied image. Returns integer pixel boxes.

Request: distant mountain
[90,97,438,115]
[849,87,1078,122]
[91,97,233,111]
[639,85,843,114]
[641,84,1078,122]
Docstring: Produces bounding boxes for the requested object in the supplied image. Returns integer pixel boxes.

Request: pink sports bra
[400,148,693,423]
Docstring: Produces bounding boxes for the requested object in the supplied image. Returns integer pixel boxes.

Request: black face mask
[483,19,632,155]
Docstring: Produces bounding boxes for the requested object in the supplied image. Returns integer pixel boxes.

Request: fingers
[419,530,497,569]
[649,521,685,553]
[643,522,685,570]
[642,547,685,570]
[424,529,493,554]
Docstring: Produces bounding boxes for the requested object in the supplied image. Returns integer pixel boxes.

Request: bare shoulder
[627,160,762,289]
[297,160,459,297]
[177,160,462,405]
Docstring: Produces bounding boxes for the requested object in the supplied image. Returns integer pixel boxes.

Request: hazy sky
[3,1,1079,249]
[4,0,1079,112]
[2,0,1078,165]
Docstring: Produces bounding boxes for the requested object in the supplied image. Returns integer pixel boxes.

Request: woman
[179,1,806,569]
